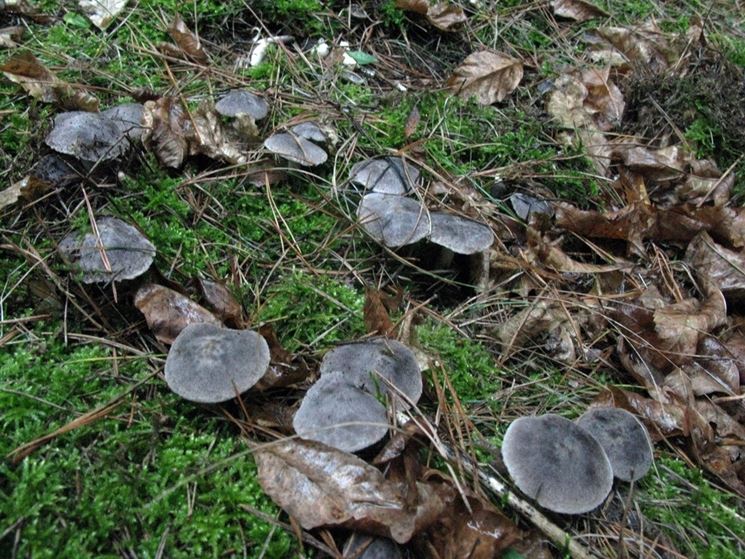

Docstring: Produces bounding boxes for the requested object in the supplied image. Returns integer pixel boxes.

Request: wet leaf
[167,14,208,63]
[364,287,396,337]
[190,101,255,164]
[448,51,523,105]
[254,438,450,543]
[686,232,745,301]
[196,278,244,326]
[526,228,627,274]
[134,283,221,345]
[78,0,128,30]
[1,51,99,111]
[676,161,734,206]
[551,0,607,22]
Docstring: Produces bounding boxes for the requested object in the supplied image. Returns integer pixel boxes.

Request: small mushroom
[164,322,270,403]
[215,90,269,120]
[576,407,654,482]
[502,414,613,514]
[510,192,553,221]
[290,121,328,143]
[343,534,403,559]
[264,132,328,167]
[350,157,420,194]
[45,111,130,162]
[58,217,155,283]
[357,193,431,248]
[292,371,388,453]
[319,338,422,405]
[429,212,494,255]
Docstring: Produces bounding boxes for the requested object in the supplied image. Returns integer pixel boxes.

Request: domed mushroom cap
[429,212,494,254]
[319,338,422,405]
[357,193,431,248]
[164,323,270,403]
[45,111,129,162]
[102,102,145,142]
[58,217,155,283]
[502,414,613,514]
[343,534,403,559]
[264,132,328,167]
[576,407,653,482]
[290,121,327,143]
[350,157,420,195]
[293,371,388,453]
[215,90,269,120]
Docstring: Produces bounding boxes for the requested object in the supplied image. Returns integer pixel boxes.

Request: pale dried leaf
[0,176,51,211]
[426,3,467,31]
[167,14,208,63]
[0,25,23,48]
[447,51,523,105]
[551,0,607,22]
[686,232,745,301]
[141,97,189,168]
[78,0,129,30]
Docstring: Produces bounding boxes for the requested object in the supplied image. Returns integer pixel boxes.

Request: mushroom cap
[576,407,653,482]
[293,371,388,453]
[215,90,269,120]
[164,323,270,403]
[58,217,156,283]
[357,193,431,248]
[350,157,420,195]
[429,212,494,254]
[102,102,145,142]
[264,132,328,166]
[502,414,613,514]
[343,534,403,559]
[319,338,422,405]
[510,192,553,221]
[45,111,129,162]
[290,121,327,143]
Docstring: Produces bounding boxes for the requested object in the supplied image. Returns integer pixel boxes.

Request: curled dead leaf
[448,51,523,105]
[167,14,208,64]
[196,278,245,326]
[686,232,745,301]
[395,0,467,31]
[141,97,189,168]
[551,0,608,22]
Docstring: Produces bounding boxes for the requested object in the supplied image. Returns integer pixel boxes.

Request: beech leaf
[447,51,523,105]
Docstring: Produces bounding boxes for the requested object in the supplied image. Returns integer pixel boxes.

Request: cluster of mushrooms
[53,90,653,526]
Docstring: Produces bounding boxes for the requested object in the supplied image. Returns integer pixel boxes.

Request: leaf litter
[3,1,745,557]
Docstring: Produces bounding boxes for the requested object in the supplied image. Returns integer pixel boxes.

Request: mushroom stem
[395,411,601,559]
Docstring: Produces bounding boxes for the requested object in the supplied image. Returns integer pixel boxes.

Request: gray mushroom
[502,414,613,514]
[45,111,130,162]
[510,192,553,221]
[350,157,420,194]
[164,323,270,403]
[343,534,403,559]
[215,90,269,120]
[102,102,145,143]
[319,338,422,405]
[290,121,328,143]
[264,132,328,167]
[293,371,388,453]
[429,212,494,255]
[576,407,654,482]
[357,193,431,248]
[58,217,155,283]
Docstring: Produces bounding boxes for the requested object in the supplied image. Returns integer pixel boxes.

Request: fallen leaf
[676,161,734,207]
[583,22,680,71]
[551,0,608,22]
[167,14,208,63]
[1,51,99,111]
[190,102,255,164]
[196,278,244,326]
[0,175,52,212]
[141,97,190,168]
[134,283,221,345]
[395,0,467,31]
[526,228,627,274]
[448,51,523,105]
[496,300,572,360]
[254,439,450,543]
[254,324,311,391]
[547,67,623,131]
[78,0,129,30]
[0,25,24,48]
[615,144,690,182]
[686,232,745,301]
[404,105,420,139]
[364,287,396,337]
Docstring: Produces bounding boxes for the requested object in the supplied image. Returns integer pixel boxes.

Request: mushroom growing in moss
[502,414,613,514]
[215,90,269,120]
[350,157,420,195]
[164,323,270,403]
[576,407,654,482]
[264,132,328,167]
[356,193,431,248]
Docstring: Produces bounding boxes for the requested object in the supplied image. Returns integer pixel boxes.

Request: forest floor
[1,1,745,558]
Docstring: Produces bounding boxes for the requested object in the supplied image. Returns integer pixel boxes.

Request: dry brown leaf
[141,97,189,168]
[496,300,575,362]
[404,105,420,139]
[0,52,99,111]
[364,287,396,337]
[78,0,129,30]
[583,22,679,71]
[254,439,450,543]
[0,175,51,212]
[196,278,244,326]
[134,283,221,345]
[686,232,745,301]
[0,25,24,48]
[551,0,607,22]
[448,51,523,105]
[615,144,690,182]
[395,0,466,31]
[254,324,311,391]
[526,227,627,274]
[190,102,252,164]
[167,14,208,63]
[676,161,734,207]
[394,0,429,15]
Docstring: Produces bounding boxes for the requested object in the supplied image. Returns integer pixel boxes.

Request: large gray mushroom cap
[293,371,388,453]
[45,111,130,162]
[502,414,613,514]
[357,193,431,248]
[429,212,494,254]
[58,217,155,283]
[576,407,654,482]
[350,157,420,195]
[102,103,145,143]
[290,121,327,143]
[264,132,328,167]
[319,338,422,405]
[215,90,269,120]
[164,323,270,403]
